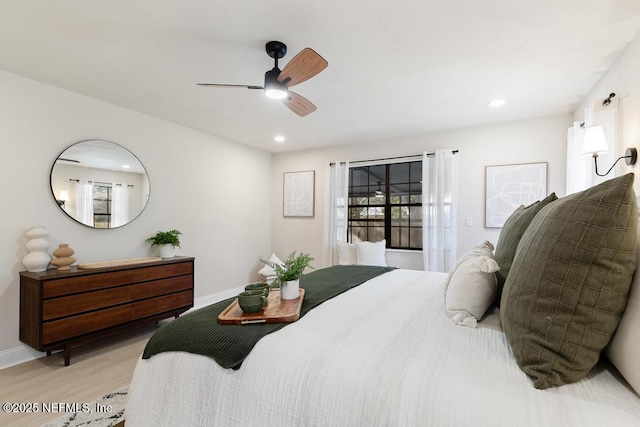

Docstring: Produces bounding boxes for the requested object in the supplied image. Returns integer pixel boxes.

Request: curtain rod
[68,178,134,187]
[579,92,616,128]
[330,150,458,166]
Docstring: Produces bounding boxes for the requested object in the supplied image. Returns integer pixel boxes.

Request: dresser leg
[47,350,52,356]
[64,345,71,366]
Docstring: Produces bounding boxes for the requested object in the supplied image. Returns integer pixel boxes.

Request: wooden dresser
[20,256,194,366]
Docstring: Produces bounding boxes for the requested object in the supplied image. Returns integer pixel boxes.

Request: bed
[126,174,640,426]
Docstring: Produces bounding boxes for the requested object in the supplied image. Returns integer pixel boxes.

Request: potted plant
[262,252,314,300]
[146,229,182,258]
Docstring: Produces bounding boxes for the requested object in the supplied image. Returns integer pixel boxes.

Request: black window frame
[347,160,423,250]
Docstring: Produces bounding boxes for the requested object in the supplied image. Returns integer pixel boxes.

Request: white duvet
[126,269,640,426]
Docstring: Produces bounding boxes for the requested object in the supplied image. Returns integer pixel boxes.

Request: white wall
[574,32,640,192]
[271,114,570,269]
[0,70,272,367]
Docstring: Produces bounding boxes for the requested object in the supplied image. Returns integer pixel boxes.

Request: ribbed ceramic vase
[50,243,76,271]
[22,226,51,272]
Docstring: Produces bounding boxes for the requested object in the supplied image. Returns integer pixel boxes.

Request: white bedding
[126,269,640,426]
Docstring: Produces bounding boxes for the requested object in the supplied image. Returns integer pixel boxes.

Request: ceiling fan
[197,41,328,117]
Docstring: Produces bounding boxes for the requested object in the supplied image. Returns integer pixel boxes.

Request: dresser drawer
[131,290,192,320]
[43,271,132,298]
[43,286,132,321]
[132,261,193,282]
[43,304,132,344]
[131,275,193,300]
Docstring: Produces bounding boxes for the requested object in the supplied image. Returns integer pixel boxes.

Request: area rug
[40,386,127,427]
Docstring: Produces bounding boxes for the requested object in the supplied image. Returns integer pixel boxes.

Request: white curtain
[112,183,130,227]
[74,180,94,226]
[566,121,590,195]
[322,161,349,267]
[422,149,458,272]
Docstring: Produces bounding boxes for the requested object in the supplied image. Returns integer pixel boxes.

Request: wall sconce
[57,191,69,208]
[581,125,637,176]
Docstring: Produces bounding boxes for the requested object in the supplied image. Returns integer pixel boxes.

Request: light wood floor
[0,322,163,427]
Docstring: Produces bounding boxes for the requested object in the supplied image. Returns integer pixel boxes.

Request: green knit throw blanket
[142,265,395,369]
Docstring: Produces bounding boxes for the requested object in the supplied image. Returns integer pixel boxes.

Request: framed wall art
[485,162,548,228]
[283,170,315,217]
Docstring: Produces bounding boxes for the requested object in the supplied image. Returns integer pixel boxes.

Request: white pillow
[355,240,387,266]
[605,226,640,395]
[445,241,499,328]
[258,253,284,276]
[337,241,357,265]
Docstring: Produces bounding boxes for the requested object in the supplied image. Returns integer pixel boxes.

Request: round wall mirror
[50,140,151,228]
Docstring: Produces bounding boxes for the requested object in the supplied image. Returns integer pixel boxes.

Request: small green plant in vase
[262,252,314,300]
[146,229,182,258]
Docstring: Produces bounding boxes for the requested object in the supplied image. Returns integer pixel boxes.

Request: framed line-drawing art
[283,170,315,217]
[485,162,548,228]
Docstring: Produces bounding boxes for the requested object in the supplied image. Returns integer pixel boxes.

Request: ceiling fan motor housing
[264,41,289,97]
[264,67,288,99]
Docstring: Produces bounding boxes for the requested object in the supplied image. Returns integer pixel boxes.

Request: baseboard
[0,345,44,371]
[0,286,245,371]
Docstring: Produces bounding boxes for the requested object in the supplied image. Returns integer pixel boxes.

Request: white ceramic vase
[22,226,52,272]
[280,279,300,300]
[158,244,175,259]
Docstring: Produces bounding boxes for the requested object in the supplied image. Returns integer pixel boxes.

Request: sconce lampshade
[59,191,70,202]
[582,125,608,155]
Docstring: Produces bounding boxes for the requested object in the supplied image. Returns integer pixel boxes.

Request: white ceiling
[56,139,148,174]
[2,1,640,153]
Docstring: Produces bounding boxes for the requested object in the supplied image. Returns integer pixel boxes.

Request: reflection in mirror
[50,140,151,228]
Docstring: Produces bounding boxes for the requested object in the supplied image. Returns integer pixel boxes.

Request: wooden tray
[218,289,305,325]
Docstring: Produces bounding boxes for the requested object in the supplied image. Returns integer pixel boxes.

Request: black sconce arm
[593,147,638,177]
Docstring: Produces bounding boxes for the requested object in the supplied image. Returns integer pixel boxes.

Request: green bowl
[238,290,267,313]
[245,283,270,305]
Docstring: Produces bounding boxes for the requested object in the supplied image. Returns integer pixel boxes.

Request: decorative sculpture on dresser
[22,226,52,272]
[50,243,76,270]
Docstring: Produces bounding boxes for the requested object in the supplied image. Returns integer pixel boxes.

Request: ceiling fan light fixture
[265,87,288,99]
[264,67,288,100]
[374,182,384,198]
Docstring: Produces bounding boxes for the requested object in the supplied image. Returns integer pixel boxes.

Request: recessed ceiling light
[487,99,506,108]
[274,135,285,143]
[122,164,130,169]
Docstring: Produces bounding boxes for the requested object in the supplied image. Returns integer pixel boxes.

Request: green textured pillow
[501,173,637,389]
[494,193,558,305]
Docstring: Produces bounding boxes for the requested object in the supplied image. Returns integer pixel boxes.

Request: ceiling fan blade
[197,83,263,90]
[277,48,328,87]
[282,91,317,117]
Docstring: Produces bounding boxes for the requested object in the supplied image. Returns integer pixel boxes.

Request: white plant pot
[158,244,175,259]
[280,279,300,300]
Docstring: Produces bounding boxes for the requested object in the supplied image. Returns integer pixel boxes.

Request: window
[93,184,112,228]
[347,161,423,250]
